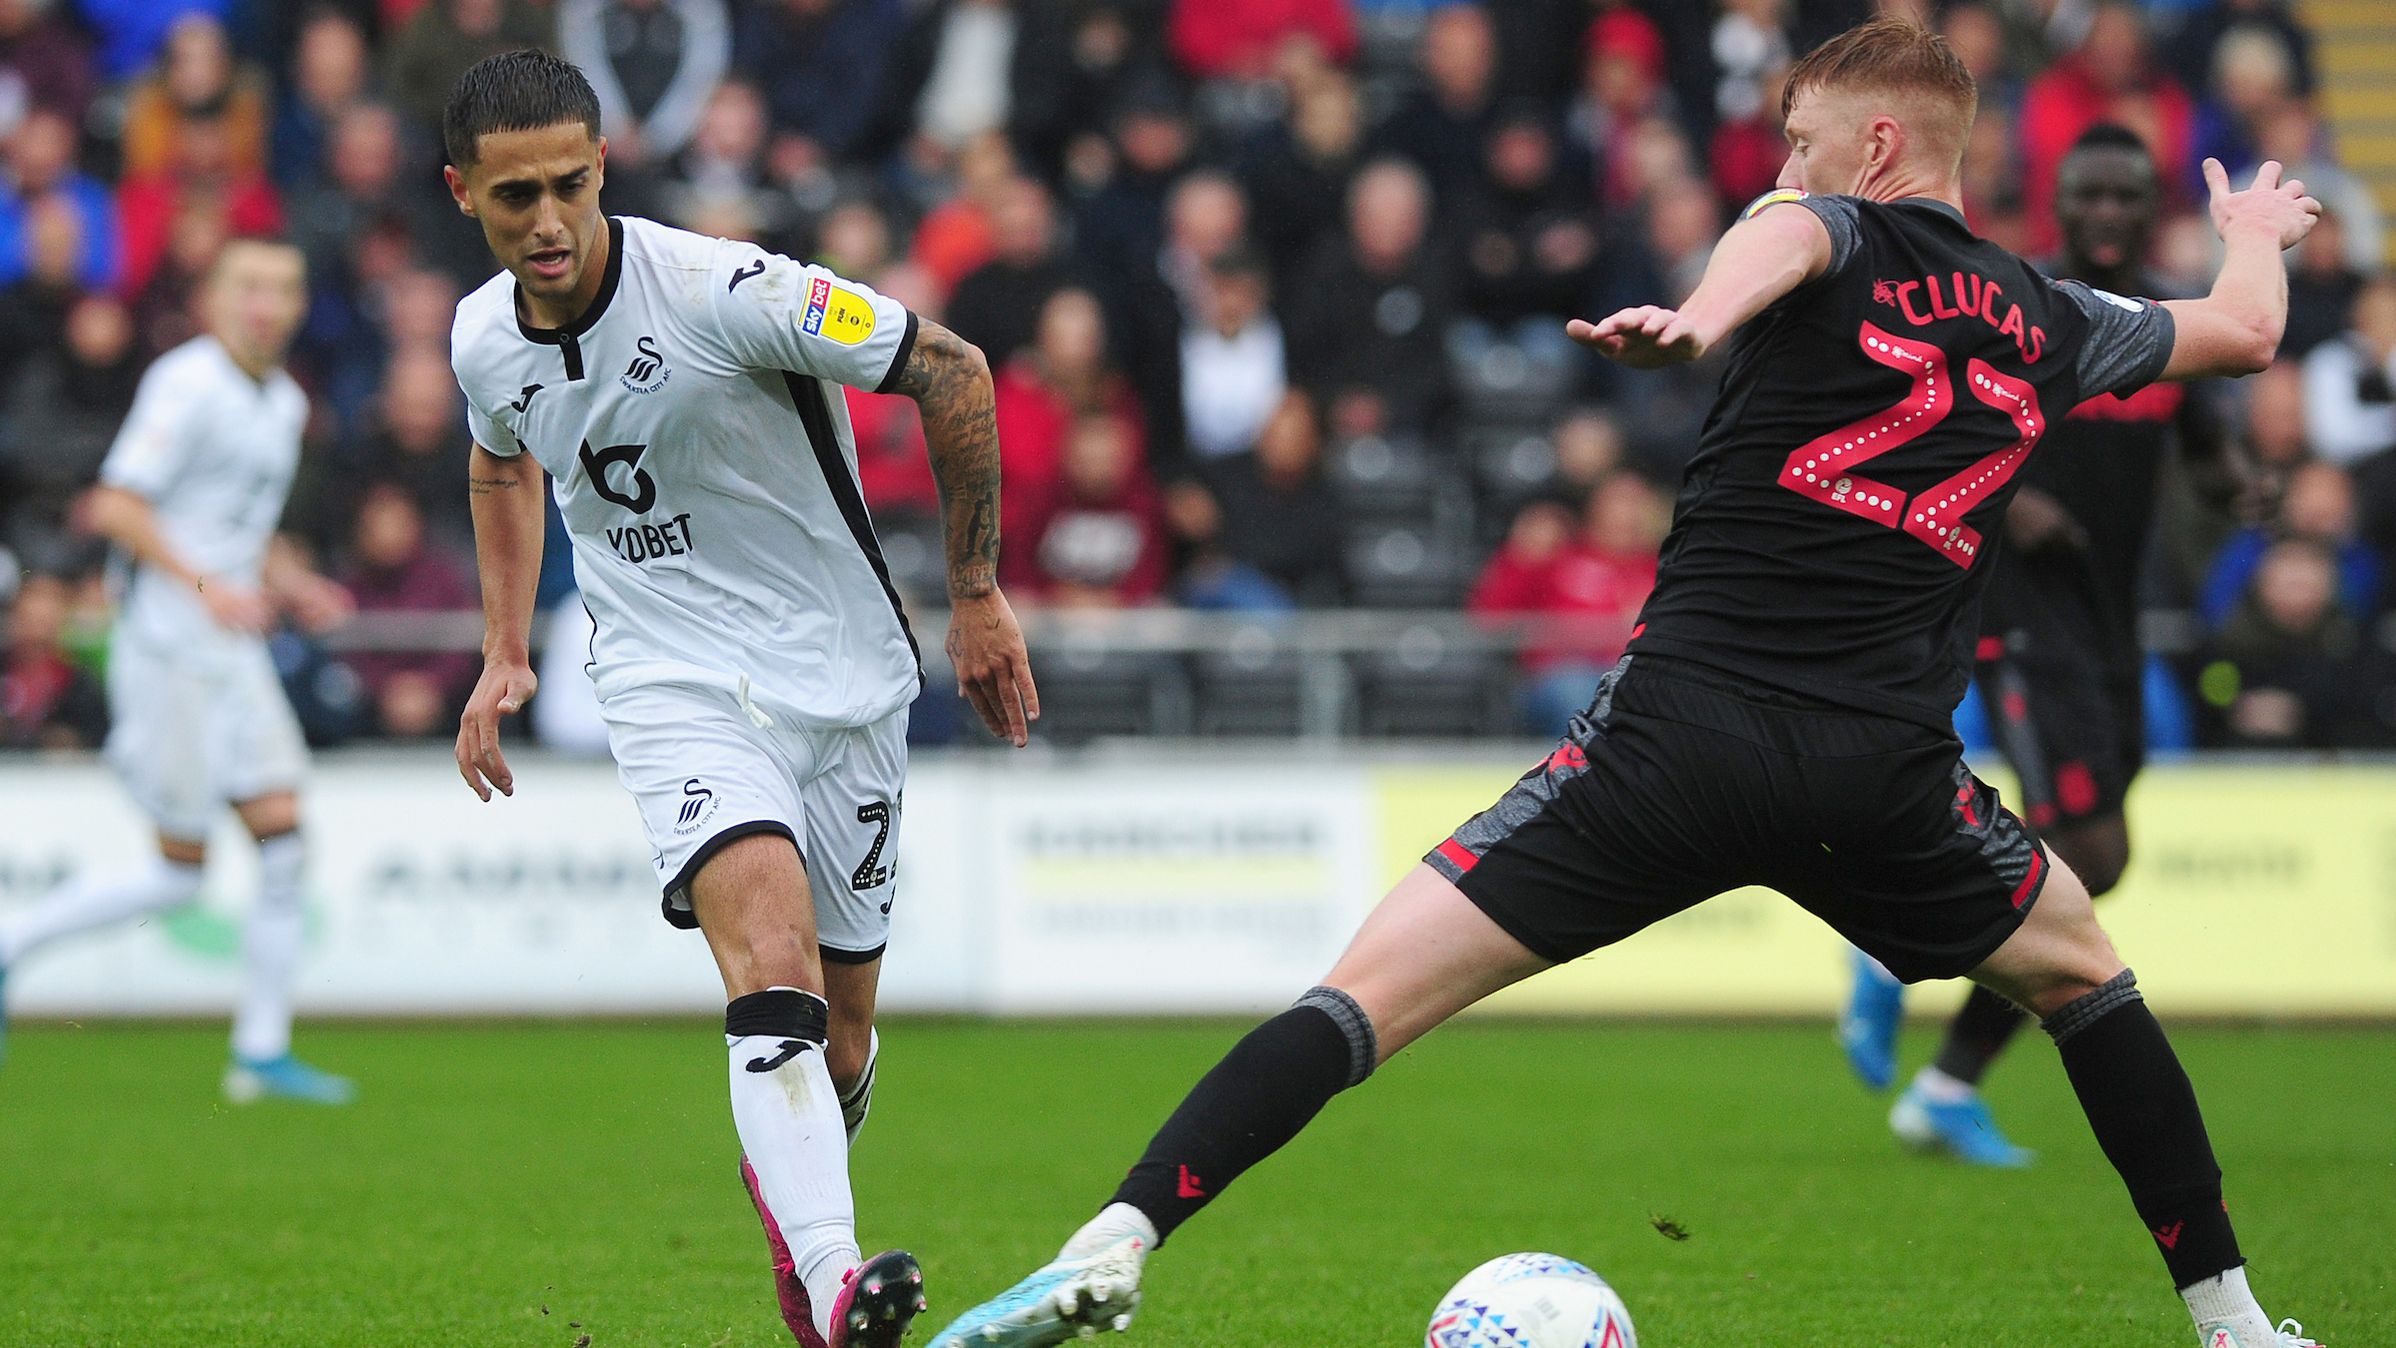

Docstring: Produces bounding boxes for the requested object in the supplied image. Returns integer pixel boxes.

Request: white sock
[1911,1065,1977,1105]
[2183,1266,2273,1345]
[0,854,205,967]
[839,1026,879,1146]
[1060,1201,1159,1261]
[231,833,307,1063]
[729,987,859,1341]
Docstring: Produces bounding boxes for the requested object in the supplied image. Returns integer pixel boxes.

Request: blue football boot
[1889,1078,2036,1167]
[223,1053,356,1105]
[1837,946,1905,1090]
[928,1232,1146,1348]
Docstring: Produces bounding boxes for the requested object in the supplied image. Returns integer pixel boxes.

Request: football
[1425,1253,1638,1348]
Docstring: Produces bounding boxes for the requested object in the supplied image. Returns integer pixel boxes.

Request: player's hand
[946,587,1039,747]
[457,657,538,801]
[1568,308,1708,368]
[200,579,272,634]
[281,573,355,633]
[2204,158,2320,252]
[2001,486,2087,555]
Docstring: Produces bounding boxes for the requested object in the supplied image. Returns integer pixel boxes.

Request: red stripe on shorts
[2010,846,2044,910]
[1435,837,1480,874]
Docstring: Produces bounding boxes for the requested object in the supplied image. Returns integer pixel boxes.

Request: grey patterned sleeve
[1793,194,1863,277]
[2054,278,2178,400]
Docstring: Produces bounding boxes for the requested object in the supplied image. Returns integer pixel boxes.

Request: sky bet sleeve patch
[802,277,878,346]
[1740,187,1809,220]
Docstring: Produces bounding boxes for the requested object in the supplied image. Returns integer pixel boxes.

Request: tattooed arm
[889,317,1040,746]
[458,443,546,800]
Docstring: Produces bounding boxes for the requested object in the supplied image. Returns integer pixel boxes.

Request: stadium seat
[1027,648,1191,744]
[872,509,948,605]
[1344,519,1475,608]
[1327,432,1439,517]
[1447,320,1579,427]
[1190,631,1313,736]
[1354,634,1510,737]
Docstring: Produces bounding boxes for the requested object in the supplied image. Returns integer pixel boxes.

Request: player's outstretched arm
[1568,200,1833,368]
[888,317,1041,748]
[457,444,545,800]
[262,534,354,633]
[83,483,271,633]
[2159,159,2321,381]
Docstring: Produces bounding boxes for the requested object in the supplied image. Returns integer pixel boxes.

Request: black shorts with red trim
[1426,656,2046,985]
[1973,580,2144,832]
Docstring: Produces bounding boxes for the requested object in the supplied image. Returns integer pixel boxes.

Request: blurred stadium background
[0,0,2391,1021]
[0,3,2392,1345]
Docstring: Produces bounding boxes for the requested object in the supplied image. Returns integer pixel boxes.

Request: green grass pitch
[0,1018,2385,1347]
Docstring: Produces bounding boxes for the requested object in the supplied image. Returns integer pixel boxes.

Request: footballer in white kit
[0,239,358,1104]
[442,52,1038,1348]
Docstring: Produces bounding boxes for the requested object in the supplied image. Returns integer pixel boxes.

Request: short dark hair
[442,49,602,168]
[2069,122,2152,158]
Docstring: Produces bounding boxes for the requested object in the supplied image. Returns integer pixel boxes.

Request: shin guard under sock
[726,987,857,1340]
[2043,970,2242,1288]
[1112,986,1377,1245]
[1933,983,2030,1087]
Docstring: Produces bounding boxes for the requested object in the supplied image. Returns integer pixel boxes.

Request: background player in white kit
[0,239,357,1104]
[442,53,1037,1348]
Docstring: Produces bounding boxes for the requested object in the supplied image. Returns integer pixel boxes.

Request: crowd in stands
[0,0,2388,749]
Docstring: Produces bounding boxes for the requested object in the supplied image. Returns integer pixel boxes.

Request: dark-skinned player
[1839,124,2244,1169]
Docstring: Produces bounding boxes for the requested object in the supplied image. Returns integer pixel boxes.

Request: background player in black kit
[932,19,2324,1348]
[1842,123,2244,1167]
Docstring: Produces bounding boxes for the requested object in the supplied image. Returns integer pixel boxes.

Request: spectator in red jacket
[994,287,1153,551]
[2018,3,2192,255]
[0,573,107,750]
[1002,411,1168,606]
[118,112,283,301]
[1169,0,1354,82]
[1469,473,1667,734]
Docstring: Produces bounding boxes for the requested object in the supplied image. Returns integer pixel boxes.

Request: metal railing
[305,605,2396,742]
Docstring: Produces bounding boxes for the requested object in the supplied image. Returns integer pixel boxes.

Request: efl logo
[801,277,877,346]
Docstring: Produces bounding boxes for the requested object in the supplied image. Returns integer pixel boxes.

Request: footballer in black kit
[1437,183,2176,982]
[1843,124,2243,1166]
[932,19,2328,1348]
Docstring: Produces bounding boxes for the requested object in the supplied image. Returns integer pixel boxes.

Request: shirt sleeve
[463,389,522,457]
[2052,279,2177,401]
[1768,191,1861,278]
[705,239,919,393]
[96,360,200,499]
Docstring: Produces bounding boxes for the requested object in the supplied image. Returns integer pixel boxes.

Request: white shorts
[105,632,310,842]
[602,682,907,961]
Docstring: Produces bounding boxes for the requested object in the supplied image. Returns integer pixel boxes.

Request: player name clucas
[1872,270,2048,362]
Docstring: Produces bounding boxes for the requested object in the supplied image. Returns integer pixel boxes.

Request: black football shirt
[1627,195,2177,729]
[1978,267,2214,678]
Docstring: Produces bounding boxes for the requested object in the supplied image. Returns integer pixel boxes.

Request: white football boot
[2200,1319,2323,1348]
[927,1207,1151,1348]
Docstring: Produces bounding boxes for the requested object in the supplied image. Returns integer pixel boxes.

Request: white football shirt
[451,216,923,728]
[97,335,309,652]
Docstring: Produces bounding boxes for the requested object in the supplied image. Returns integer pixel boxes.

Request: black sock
[1933,984,2030,1086]
[1111,987,1376,1245]
[2044,970,2242,1289]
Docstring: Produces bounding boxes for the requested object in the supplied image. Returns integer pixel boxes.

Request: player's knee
[2050,817,2130,897]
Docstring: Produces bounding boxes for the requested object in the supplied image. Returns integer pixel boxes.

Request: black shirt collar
[1889,196,1969,229]
[514,217,623,379]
